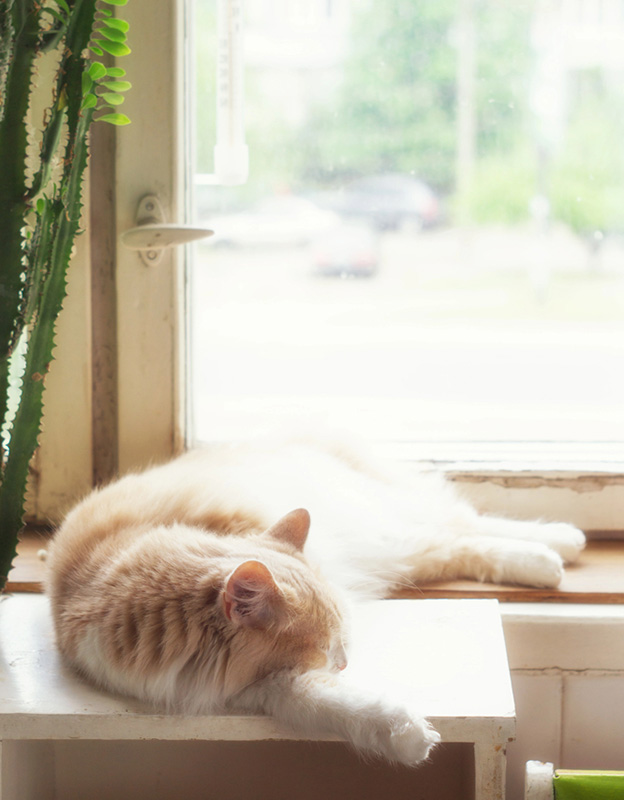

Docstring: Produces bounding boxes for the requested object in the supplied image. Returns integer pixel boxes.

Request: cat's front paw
[387,715,441,766]
[358,704,440,766]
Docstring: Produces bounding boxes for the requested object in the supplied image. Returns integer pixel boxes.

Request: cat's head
[220,509,348,694]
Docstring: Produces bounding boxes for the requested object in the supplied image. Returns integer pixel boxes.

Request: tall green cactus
[0,0,131,589]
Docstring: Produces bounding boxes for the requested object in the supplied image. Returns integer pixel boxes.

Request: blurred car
[316,173,441,232]
[311,222,380,278]
[210,195,339,247]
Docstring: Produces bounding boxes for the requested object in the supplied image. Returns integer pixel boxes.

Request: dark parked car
[317,174,441,232]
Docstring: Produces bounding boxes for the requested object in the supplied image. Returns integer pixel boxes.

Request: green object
[0,0,131,590]
[554,770,624,800]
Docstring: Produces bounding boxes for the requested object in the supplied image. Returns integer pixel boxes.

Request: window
[9,0,624,600]
[25,0,624,539]
[190,0,624,477]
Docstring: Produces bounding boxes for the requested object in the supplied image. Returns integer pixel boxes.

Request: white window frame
[30,0,188,524]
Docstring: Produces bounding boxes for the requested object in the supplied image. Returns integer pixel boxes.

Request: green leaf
[88,61,107,81]
[97,24,127,44]
[104,18,130,33]
[100,92,125,106]
[56,0,70,13]
[81,71,93,95]
[101,0,129,5]
[92,38,131,57]
[106,67,126,77]
[90,44,103,56]
[81,93,97,110]
[36,198,46,214]
[101,79,131,93]
[97,112,131,126]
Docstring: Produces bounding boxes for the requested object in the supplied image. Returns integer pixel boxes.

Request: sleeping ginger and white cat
[47,435,585,766]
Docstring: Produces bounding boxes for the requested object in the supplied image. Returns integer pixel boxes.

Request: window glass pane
[191,0,624,451]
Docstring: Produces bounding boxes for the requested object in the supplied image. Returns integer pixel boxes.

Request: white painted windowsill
[501,603,624,672]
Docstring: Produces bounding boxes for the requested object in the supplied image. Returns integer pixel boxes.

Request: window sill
[390,540,624,604]
[380,439,624,473]
[7,530,624,606]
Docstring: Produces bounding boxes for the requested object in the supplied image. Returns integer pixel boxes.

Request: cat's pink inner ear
[223,560,281,628]
[264,508,310,551]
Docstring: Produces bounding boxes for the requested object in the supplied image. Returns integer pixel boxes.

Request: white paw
[387,715,441,766]
[358,704,440,766]
[539,522,586,563]
[513,545,564,588]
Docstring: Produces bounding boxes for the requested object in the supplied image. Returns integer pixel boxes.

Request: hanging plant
[0,0,132,589]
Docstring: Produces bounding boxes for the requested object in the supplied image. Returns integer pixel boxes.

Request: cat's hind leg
[465,513,586,564]
[402,535,565,589]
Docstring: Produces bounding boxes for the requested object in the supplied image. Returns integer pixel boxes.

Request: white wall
[502,604,624,800]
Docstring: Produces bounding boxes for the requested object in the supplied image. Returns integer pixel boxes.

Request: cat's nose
[333,643,348,671]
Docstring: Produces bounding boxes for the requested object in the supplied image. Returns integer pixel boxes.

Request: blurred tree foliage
[550,71,624,235]
[475,1,533,157]
[194,0,624,231]
[299,0,534,195]
[299,0,456,190]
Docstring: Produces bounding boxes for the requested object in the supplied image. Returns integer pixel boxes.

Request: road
[190,228,624,444]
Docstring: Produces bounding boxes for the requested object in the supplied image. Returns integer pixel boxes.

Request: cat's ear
[223,560,283,629]
[264,508,310,551]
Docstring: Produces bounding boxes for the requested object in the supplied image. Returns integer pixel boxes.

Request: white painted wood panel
[562,676,624,770]
[114,0,188,475]
[501,604,624,799]
[0,595,514,799]
[0,596,515,744]
[505,674,562,800]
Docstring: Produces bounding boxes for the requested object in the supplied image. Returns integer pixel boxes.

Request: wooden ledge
[391,540,624,604]
[6,529,624,603]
